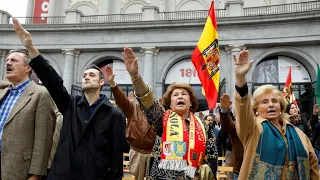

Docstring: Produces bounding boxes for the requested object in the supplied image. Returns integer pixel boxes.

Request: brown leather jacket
[111,84,156,153]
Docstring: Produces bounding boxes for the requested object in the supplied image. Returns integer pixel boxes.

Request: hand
[233,50,254,77]
[307,120,312,130]
[122,47,139,78]
[220,93,232,110]
[128,91,135,103]
[105,65,116,87]
[313,104,319,115]
[12,18,33,48]
[28,175,40,180]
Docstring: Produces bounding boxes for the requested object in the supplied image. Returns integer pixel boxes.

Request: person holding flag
[283,67,311,137]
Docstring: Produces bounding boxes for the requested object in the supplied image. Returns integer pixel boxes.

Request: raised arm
[219,93,237,136]
[122,48,154,109]
[12,18,70,114]
[106,64,135,118]
[233,50,256,145]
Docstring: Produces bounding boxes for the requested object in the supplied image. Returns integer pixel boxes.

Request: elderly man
[12,18,125,180]
[0,50,56,180]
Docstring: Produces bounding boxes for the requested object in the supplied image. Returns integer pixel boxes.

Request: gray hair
[8,49,33,77]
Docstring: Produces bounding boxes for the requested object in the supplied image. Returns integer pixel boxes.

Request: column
[0,50,8,80]
[225,0,244,17]
[142,6,159,21]
[48,0,56,17]
[65,9,83,23]
[26,0,35,17]
[140,47,158,90]
[62,49,76,93]
[73,50,81,85]
[98,0,110,14]
[225,45,246,104]
[0,11,11,24]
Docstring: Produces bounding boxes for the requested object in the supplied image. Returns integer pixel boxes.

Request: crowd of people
[0,18,319,180]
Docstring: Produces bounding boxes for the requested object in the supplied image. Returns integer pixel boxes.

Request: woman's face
[289,104,299,115]
[256,93,282,121]
[170,88,191,115]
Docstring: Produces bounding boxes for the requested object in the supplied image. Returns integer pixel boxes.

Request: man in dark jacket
[12,18,125,180]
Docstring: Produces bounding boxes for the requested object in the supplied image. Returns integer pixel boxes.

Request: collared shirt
[87,95,105,116]
[0,79,31,150]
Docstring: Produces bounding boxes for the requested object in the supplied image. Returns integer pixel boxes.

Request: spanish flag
[191,0,219,110]
[282,67,297,105]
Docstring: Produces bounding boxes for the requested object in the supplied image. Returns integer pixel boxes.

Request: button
[85,120,89,124]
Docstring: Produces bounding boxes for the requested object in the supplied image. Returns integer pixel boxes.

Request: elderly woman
[122,47,217,180]
[233,50,319,179]
[285,103,311,137]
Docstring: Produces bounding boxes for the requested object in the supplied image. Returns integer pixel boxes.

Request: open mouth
[6,67,13,72]
[267,110,276,113]
[177,101,185,106]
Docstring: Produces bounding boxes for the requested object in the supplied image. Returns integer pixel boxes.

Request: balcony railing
[244,0,320,16]
[158,9,226,20]
[2,1,320,25]
[8,16,65,24]
[81,13,142,23]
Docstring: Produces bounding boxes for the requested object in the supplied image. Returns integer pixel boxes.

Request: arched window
[252,55,313,118]
[97,60,133,99]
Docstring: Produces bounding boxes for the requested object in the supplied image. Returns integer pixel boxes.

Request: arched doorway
[251,55,313,118]
[163,59,225,111]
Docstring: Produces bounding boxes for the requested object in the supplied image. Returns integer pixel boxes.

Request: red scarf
[158,110,206,178]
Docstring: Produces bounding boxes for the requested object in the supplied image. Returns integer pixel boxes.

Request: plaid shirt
[0,79,31,150]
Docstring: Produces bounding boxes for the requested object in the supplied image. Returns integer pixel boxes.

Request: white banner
[165,59,200,84]
[252,56,310,83]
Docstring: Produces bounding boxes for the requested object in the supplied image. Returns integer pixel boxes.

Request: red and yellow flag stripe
[282,67,297,105]
[191,0,219,110]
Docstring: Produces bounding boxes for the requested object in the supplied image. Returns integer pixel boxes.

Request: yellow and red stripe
[191,0,219,109]
[282,67,297,105]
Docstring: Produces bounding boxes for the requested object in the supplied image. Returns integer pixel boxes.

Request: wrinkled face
[256,93,282,121]
[206,116,213,125]
[289,104,299,115]
[6,52,31,84]
[170,88,191,115]
[82,68,104,91]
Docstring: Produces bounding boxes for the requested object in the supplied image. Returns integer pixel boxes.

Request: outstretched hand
[105,65,116,87]
[122,47,139,78]
[12,18,33,48]
[233,50,254,77]
[220,93,232,110]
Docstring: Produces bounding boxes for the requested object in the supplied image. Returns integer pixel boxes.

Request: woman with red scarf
[122,48,218,180]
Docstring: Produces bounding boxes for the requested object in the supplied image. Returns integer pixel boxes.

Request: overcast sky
[0,0,28,17]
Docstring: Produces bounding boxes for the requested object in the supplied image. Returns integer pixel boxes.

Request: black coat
[30,55,125,180]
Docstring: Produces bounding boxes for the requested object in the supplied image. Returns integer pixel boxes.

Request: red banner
[33,0,50,24]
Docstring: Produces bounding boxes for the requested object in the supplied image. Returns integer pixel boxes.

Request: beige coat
[234,91,319,180]
[0,81,56,180]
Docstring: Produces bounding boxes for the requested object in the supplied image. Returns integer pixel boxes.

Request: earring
[280,112,282,115]
[255,112,259,116]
